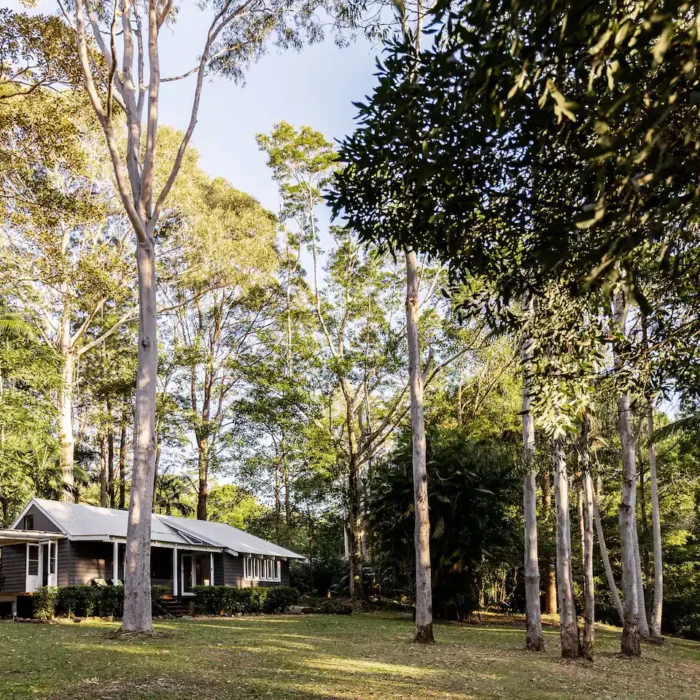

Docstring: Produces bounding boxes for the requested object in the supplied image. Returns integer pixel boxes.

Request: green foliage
[32,586,58,620]
[55,586,102,617]
[192,586,299,615]
[369,428,522,619]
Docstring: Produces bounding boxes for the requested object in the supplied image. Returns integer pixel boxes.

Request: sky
[7,0,383,213]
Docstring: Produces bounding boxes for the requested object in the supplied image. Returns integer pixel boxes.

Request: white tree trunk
[521,293,544,651]
[612,290,641,656]
[582,471,595,659]
[58,347,75,502]
[646,405,663,638]
[405,250,434,644]
[592,491,624,623]
[552,437,580,658]
[121,238,158,634]
[633,517,650,637]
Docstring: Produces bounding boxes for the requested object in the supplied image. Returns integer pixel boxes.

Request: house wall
[0,544,27,593]
[221,553,290,588]
[70,541,114,585]
[57,540,70,587]
[16,505,60,533]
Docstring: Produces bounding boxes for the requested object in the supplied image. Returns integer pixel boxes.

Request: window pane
[49,543,56,574]
[24,515,34,531]
[28,546,39,575]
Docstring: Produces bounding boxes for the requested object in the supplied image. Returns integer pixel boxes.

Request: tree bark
[100,431,108,508]
[633,517,650,637]
[122,236,158,634]
[119,421,127,510]
[107,401,115,507]
[406,250,434,644]
[347,447,365,601]
[552,437,581,658]
[197,436,208,520]
[542,469,557,615]
[592,489,624,623]
[647,404,663,639]
[521,293,544,651]
[612,290,641,656]
[582,471,595,660]
[58,346,75,502]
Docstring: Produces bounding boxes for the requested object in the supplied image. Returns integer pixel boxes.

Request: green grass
[1,613,699,699]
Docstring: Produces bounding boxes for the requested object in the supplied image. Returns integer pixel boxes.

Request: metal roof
[0,530,65,546]
[18,499,304,559]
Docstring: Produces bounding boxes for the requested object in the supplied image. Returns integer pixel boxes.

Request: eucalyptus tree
[68,0,363,634]
[0,88,137,499]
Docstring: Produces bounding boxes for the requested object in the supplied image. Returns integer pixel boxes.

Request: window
[27,545,39,576]
[244,557,280,582]
[23,515,34,531]
[49,542,56,575]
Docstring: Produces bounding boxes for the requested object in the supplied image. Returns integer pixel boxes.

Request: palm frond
[649,413,700,444]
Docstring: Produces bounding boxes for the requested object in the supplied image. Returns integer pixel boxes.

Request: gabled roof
[13,499,304,560]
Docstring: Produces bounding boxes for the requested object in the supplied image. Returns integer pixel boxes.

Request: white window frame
[244,557,280,582]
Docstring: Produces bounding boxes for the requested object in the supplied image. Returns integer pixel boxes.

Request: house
[0,498,304,617]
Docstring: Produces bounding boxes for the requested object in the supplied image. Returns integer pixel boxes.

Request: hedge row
[33,585,170,620]
[192,586,300,615]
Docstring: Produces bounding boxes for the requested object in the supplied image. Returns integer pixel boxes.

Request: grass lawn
[1,613,699,700]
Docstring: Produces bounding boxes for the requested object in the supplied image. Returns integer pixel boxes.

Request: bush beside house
[192,586,300,615]
[32,585,170,620]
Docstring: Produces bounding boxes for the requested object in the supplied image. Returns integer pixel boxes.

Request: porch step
[160,598,192,618]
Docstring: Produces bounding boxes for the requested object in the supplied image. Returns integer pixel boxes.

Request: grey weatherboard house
[0,498,304,616]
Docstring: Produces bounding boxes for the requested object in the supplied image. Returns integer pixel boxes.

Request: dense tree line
[2,0,700,652]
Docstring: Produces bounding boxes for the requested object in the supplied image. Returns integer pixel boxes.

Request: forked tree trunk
[647,404,663,639]
[542,469,557,616]
[612,290,641,656]
[122,238,158,634]
[582,471,595,660]
[552,437,581,658]
[592,489,624,623]
[406,250,434,644]
[521,293,544,651]
[633,517,650,637]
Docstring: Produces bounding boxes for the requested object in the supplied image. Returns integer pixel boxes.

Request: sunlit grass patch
[0,613,698,699]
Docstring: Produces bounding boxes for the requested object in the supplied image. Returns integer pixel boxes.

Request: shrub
[56,586,102,617]
[151,585,169,616]
[100,585,124,617]
[192,586,299,615]
[33,586,59,620]
[263,586,300,613]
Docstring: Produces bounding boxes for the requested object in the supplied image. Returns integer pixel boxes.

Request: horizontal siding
[0,545,26,593]
[231,556,290,588]
[57,540,70,587]
[71,542,113,585]
[16,505,60,533]
[222,553,243,587]
[213,553,224,586]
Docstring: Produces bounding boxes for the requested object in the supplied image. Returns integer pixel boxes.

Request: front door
[26,544,41,592]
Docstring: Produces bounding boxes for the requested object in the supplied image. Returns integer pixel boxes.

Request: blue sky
[8,0,382,212]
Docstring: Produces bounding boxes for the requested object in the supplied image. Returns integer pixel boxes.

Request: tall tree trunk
[406,249,434,644]
[196,436,208,520]
[119,421,127,510]
[592,489,624,623]
[638,454,651,579]
[552,437,581,658]
[122,237,158,634]
[58,346,75,502]
[612,290,641,656]
[99,431,108,508]
[647,404,663,639]
[521,293,544,650]
[542,469,557,615]
[582,472,595,659]
[275,460,281,535]
[347,449,364,601]
[107,401,115,507]
[633,517,650,637]
[284,458,291,527]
